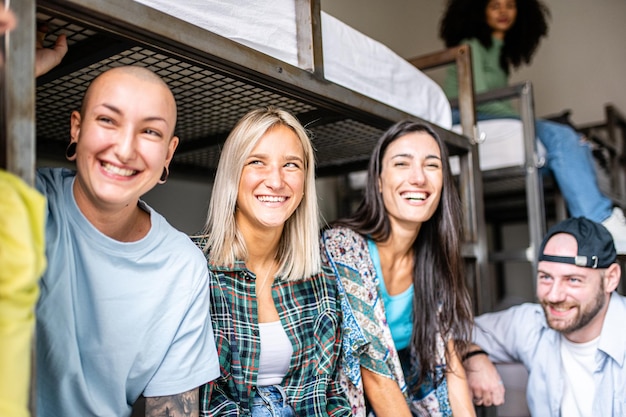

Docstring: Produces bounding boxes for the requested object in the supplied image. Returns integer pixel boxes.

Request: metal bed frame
[474,83,545,275]
[470,88,626,300]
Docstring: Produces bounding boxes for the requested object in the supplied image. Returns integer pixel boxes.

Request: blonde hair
[201,107,321,281]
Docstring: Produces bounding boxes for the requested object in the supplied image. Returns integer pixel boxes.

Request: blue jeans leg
[251,385,296,417]
[534,119,612,222]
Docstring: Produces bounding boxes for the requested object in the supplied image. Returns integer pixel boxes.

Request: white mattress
[449,119,546,174]
[133,0,452,129]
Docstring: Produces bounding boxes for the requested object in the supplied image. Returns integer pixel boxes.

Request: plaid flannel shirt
[193,239,350,417]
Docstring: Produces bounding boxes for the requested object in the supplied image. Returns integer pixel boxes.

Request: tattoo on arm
[145,388,199,417]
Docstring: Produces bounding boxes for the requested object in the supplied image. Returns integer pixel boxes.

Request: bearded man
[464,217,625,417]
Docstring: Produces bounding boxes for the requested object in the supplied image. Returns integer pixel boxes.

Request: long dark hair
[332,120,473,388]
[440,0,550,74]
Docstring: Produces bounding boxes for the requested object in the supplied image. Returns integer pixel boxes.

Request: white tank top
[257,321,293,386]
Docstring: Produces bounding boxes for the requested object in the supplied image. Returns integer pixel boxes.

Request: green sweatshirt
[444,37,517,117]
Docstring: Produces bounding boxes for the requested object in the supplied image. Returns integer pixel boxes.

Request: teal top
[443,37,517,117]
[367,239,414,350]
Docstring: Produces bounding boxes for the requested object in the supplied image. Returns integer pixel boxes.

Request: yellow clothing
[0,170,46,417]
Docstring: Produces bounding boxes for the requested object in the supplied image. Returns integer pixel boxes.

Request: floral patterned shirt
[321,227,451,417]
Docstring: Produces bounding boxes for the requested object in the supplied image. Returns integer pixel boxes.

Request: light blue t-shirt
[367,239,414,350]
[35,168,220,417]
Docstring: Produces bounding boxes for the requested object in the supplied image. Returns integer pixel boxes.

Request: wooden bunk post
[454,45,477,138]
[295,0,324,79]
[472,82,545,289]
[1,0,37,184]
[519,81,545,278]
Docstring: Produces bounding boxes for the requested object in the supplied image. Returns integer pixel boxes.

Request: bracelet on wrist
[462,349,488,362]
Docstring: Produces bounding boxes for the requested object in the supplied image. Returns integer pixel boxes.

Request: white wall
[321,0,445,58]
[511,0,626,124]
[322,0,626,125]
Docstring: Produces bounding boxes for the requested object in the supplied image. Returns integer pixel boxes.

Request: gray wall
[142,174,340,235]
[143,177,212,235]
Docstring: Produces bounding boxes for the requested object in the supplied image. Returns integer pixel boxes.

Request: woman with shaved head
[35,66,219,417]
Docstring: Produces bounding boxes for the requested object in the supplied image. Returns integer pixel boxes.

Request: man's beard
[540,281,606,335]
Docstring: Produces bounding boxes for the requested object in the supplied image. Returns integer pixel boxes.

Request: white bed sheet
[449,119,546,175]
[133,0,452,129]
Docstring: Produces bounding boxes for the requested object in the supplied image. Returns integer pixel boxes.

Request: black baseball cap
[538,217,617,269]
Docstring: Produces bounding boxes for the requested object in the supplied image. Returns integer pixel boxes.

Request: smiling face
[536,233,612,342]
[485,0,517,39]
[70,68,178,216]
[378,131,443,234]
[235,124,305,235]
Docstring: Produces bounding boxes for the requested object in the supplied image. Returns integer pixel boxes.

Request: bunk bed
[2,0,494,312]
[452,86,626,298]
[462,83,547,276]
[5,0,622,313]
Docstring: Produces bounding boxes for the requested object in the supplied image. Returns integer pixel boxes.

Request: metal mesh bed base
[35,9,460,178]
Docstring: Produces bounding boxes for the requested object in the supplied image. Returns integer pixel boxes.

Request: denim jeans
[453,110,613,222]
[251,385,296,417]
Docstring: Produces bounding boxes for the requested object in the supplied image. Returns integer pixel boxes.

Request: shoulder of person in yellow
[0,169,47,417]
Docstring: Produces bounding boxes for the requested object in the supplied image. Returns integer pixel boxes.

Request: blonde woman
[194,107,350,417]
